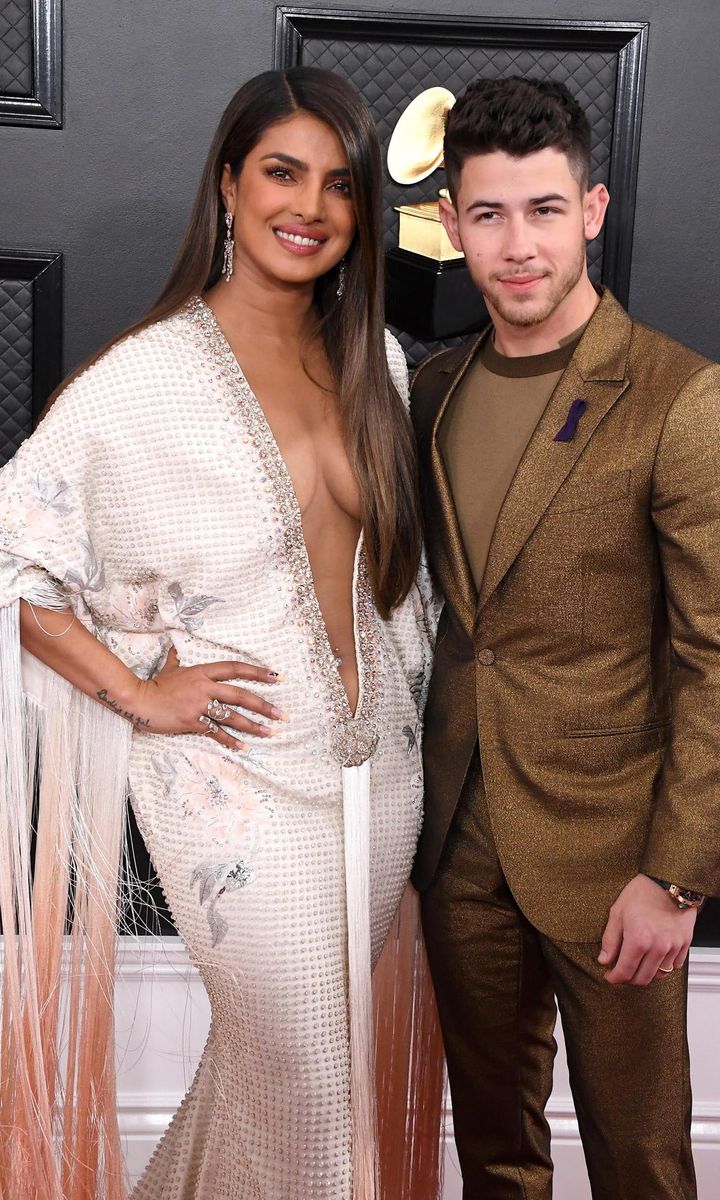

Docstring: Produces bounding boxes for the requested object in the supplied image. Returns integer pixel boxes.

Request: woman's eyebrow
[260,151,307,169]
[259,152,350,177]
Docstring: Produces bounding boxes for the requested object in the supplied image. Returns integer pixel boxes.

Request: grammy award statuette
[385,87,487,340]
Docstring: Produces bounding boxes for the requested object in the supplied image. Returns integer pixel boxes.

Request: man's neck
[489,275,600,358]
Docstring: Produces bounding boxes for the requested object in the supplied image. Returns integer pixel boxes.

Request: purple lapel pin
[554,398,587,443]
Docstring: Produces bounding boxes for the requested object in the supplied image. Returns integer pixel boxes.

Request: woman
[0,68,442,1199]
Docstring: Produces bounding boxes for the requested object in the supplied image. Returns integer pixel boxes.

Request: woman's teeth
[275,230,322,246]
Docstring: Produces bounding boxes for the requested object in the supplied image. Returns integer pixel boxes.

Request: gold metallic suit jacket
[411,288,720,939]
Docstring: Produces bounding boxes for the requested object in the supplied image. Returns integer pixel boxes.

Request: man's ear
[439,195,464,253]
[583,182,610,241]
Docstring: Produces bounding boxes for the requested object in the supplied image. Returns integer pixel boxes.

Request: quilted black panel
[0,280,33,465]
[0,0,32,98]
[301,37,617,365]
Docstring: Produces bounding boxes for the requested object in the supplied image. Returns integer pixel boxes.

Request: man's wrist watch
[649,877,705,911]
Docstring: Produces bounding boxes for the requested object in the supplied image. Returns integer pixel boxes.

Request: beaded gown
[0,300,435,1199]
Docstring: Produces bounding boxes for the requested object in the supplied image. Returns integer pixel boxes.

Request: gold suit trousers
[421,749,696,1200]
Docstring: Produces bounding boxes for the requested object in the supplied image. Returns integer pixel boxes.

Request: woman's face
[221,110,357,290]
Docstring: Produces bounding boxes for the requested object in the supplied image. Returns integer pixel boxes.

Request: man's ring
[208,698,231,721]
[658,965,674,974]
[198,715,220,735]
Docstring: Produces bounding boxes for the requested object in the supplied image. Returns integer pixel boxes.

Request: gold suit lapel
[477,289,632,616]
[429,334,486,640]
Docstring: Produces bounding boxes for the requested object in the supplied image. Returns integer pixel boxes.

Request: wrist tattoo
[97,688,151,728]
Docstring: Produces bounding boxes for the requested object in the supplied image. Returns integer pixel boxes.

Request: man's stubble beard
[480,239,587,329]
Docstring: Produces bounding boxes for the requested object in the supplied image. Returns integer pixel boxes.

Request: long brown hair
[52,68,421,616]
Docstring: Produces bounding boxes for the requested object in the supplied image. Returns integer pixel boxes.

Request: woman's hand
[118,646,287,750]
[19,603,286,751]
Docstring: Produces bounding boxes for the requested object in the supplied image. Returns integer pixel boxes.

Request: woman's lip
[274,224,327,240]
[273,227,328,256]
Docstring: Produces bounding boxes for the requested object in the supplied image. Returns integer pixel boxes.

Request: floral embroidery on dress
[402,722,419,753]
[415,553,442,640]
[106,579,162,630]
[30,472,75,515]
[190,858,256,947]
[240,743,278,778]
[102,628,169,677]
[152,749,274,945]
[410,773,423,813]
[407,670,425,717]
[63,538,106,593]
[0,468,76,552]
[402,721,423,812]
[166,581,220,632]
[152,749,274,842]
[0,552,29,581]
[0,470,110,605]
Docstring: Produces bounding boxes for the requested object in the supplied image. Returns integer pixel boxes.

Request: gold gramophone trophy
[385,87,487,340]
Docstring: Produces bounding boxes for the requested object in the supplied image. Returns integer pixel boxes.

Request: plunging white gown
[0,299,435,1198]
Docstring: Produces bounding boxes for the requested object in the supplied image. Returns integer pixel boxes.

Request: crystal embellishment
[331,716,379,769]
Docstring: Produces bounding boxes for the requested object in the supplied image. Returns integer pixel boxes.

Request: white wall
[117,941,720,1197]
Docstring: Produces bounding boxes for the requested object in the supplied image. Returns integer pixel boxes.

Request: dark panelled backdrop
[2,0,720,941]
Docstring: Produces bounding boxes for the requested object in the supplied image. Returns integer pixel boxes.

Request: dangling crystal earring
[336,260,346,300]
[222,211,234,283]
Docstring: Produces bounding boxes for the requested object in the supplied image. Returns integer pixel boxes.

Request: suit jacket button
[477,648,496,666]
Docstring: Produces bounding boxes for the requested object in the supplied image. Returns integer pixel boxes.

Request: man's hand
[598,873,697,985]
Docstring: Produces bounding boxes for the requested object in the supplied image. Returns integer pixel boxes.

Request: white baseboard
[544,1098,720,1148]
[114,943,720,1196]
[3,937,719,1195]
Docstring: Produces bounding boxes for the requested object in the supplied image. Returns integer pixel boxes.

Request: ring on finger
[208,698,232,722]
[658,965,674,974]
[198,714,220,735]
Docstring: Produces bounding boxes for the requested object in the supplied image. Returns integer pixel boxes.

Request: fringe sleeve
[0,378,132,1199]
[0,375,108,618]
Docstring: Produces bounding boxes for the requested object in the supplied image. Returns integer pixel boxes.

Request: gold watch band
[667,884,705,911]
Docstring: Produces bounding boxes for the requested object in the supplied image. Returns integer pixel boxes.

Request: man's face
[440,147,609,330]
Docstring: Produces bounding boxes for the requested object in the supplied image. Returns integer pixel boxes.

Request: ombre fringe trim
[374,885,446,1200]
[0,599,132,1200]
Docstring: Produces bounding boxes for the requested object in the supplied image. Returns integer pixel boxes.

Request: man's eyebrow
[529,193,568,205]
[466,198,504,212]
[259,152,350,176]
[466,192,569,212]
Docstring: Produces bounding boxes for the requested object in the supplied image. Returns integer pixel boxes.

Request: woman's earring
[336,260,346,300]
[222,211,234,283]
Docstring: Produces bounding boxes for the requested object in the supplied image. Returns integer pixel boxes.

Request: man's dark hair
[443,76,592,199]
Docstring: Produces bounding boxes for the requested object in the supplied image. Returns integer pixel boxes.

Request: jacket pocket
[551,468,631,514]
[564,718,670,739]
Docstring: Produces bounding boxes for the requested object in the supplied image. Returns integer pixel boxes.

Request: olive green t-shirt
[438,329,584,593]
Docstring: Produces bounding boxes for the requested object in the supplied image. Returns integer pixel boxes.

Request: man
[412,76,720,1199]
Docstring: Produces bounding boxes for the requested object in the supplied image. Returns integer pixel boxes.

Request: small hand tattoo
[97,688,151,728]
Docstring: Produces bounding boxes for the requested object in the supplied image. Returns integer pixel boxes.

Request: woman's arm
[19,601,285,750]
